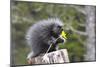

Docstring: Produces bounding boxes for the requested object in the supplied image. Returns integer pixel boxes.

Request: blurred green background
[11,1,96,65]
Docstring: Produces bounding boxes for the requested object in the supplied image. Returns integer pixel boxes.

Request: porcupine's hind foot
[27,51,34,64]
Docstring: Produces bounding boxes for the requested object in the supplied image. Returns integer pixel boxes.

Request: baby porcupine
[26,18,66,61]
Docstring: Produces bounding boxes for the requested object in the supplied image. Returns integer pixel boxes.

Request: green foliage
[11,1,86,65]
[14,47,29,65]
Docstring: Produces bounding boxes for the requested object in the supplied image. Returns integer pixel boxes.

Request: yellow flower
[61,30,67,39]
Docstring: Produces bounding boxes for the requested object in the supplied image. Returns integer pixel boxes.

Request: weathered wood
[28,49,69,64]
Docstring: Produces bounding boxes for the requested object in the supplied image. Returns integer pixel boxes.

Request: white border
[0,0,10,67]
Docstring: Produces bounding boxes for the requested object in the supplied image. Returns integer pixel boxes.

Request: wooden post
[28,49,69,64]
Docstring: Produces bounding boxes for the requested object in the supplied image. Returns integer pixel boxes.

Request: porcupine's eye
[51,25,63,38]
[57,25,63,34]
[57,25,61,29]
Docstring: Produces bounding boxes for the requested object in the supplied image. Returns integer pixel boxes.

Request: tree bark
[84,6,96,61]
[27,49,69,64]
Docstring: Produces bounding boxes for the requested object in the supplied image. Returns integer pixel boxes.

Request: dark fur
[26,18,64,58]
